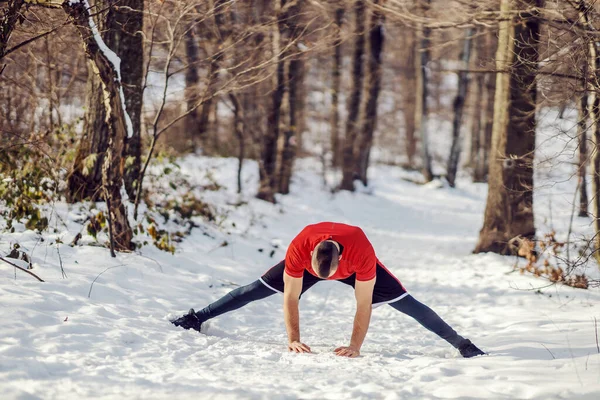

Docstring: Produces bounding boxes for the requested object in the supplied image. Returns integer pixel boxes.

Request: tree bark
[330,7,344,168]
[63,0,133,252]
[446,27,474,187]
[340,0,366,191]
[67,0,143,203]
[474,0,541,255]
[357,1,384,186]
[415,0,433,182]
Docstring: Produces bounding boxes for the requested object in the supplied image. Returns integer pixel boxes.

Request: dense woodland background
[1,0,599,287]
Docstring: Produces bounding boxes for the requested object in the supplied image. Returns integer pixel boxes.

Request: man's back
[285,222,377,281]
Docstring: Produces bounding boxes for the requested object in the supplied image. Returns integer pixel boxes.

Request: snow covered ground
[2,118,600,399]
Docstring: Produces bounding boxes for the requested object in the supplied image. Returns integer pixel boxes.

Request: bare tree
[64,0,134,252]
[257,0,286,202]
[415,0,433,182]
[398,26,418,168]
[357,0,384,186]
[472,31,497,183]
[330,6,344,168]
[340,0,366,191]
[278,0,304,195]
[447,27,474,187]
[474,0,542,255]
[67,0,143,203]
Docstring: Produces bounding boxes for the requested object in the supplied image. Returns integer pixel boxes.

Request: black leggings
[195,280,466,349]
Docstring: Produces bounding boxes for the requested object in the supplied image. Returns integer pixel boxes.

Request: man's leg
[171,279,275,331]
[172,260,323,332]
[388,295,464,347]
[388,295,484,357]
[195,279,276,322]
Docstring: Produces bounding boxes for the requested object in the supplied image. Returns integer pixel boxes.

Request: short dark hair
[312,240,339,278]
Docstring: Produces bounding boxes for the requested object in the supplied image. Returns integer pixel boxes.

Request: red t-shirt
[285,222,377,281]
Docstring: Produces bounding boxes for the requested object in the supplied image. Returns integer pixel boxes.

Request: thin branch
[595,317,599,354]
[88,264,125,298]
[541,343,556,359]
[0,256,45,282]
[2,21,69,58]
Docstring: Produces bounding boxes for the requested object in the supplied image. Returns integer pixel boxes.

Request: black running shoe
[171,308,203,332]
[458,339,485,358]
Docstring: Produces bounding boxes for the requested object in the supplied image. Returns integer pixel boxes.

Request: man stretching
[172,222,485,358]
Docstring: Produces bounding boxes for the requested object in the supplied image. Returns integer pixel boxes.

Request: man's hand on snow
[334,346,360,358]
[288,341,311,353]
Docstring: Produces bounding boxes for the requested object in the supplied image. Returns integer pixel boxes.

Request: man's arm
[283,271,311,353]
[334,277,376,358]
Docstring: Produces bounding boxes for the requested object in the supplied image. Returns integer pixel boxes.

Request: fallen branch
[0,256,45,282]
[88,264,125,298]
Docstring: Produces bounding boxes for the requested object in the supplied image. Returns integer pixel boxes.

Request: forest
[1,1,600,399]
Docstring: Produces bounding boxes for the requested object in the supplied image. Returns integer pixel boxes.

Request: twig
[566,176,581,263]
[135,252,163,273]
[56,240,67,279]
[0,256,45,282]
[541,343,556,359]
[595,317,599,354]
[88,264,125,298]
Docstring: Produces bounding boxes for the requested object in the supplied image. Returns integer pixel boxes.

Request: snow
[76,0,134,139]
[1,112,600,398]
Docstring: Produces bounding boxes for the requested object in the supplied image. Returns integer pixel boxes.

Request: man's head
[311,240,340,278]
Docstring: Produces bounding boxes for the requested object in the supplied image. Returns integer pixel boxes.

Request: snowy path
[1,157,600,399]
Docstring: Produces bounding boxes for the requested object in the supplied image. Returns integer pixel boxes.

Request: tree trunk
[474,0,541,255]
[415,0,433,182]
[229,93,245,194]
[278,58,303,194]
[184,26,201,148]
[470,61,482,172]
[63,0,133,252]
[357,1,384,186]
[481,31,498,181]
[67,64,110,202]
[479,58,496,181]
[67,0,143,203]
[340,0,366,191]
[400,28,418,167]
[257,0,286,202]
[578,92,589,217]
[472,71,486,182]
[575,0,600,260]
[330,7,344,168]
[195,0,228,151]
[113,1,144,201]
[278,0,304,195]
[446,27,474,187]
